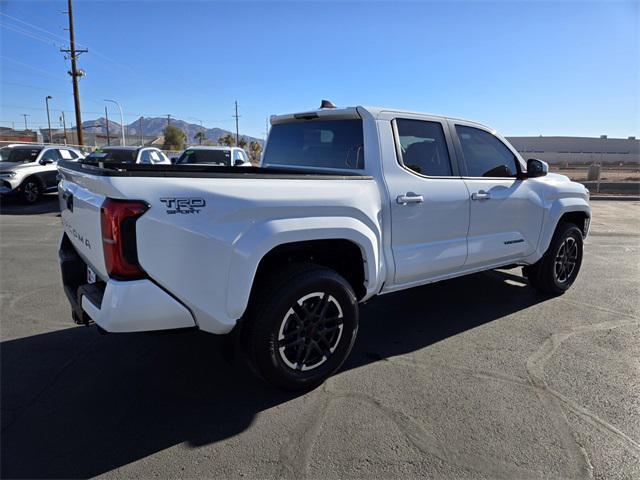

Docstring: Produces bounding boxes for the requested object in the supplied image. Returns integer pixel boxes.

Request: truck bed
[59,159,373,180]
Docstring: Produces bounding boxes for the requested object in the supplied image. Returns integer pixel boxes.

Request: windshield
[262,119,364,170]
[0,146,42,163]
[85,149,137,163]
[176,149,231,166]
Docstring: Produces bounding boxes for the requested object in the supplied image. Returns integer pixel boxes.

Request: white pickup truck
[57,104,591,390]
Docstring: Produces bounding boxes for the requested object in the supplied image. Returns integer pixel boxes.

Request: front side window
[263,119,364,170]
[41,149,61,162]
[396,119,453,176]
[139,150,152,164]
[456,125,518,177]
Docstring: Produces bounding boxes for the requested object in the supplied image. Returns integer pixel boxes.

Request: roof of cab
[270,105,493,131]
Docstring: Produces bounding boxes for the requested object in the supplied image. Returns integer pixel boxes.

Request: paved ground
[1,195,639,479]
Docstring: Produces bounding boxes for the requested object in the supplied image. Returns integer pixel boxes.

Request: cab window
[40,149,61,163]
[455,125,518,177]
[396,119,453,176]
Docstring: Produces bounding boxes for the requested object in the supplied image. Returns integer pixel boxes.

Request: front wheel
[525,222,584,295]
[242,264,359,391]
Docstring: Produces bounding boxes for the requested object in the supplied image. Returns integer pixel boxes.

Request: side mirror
[526,158,548,178]
[39,158,54,165]
[234,159,244,166]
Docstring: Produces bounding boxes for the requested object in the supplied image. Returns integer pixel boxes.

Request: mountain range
[81,117,264,145]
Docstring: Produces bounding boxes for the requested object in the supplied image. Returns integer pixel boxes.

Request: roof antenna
[320,99,337,109]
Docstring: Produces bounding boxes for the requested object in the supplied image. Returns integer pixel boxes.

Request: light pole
[22,114,29,130]
[104,99,125,146]
[45,96,53,143]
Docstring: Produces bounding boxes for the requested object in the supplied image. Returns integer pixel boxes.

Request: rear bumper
[59,234,196,332]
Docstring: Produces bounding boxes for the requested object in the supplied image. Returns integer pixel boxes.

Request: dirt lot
[1,196,639,479]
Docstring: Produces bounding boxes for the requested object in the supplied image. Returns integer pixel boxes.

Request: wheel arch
[537,200,591,258]
[226,217,383,321]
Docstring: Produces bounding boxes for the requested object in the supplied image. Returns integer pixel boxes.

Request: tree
[237,136,248,149]
[163,125,186,150]
[249,141,263,164]
[194,131,206,145]
[218,133,235,146]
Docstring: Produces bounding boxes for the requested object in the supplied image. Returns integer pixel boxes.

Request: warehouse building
[506,136,639,165]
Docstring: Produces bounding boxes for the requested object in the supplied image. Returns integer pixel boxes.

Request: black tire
[525,222,583,295]
[20,177,42,204]
[242,264,359,391]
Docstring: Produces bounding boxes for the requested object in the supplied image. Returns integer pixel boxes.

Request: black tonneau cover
[58,159,372,180]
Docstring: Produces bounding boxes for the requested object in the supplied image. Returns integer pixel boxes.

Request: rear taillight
[100,198,148,279]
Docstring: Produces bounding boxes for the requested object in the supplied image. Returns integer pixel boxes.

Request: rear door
[451,122,544,268]
[384,115,470,285]
[39,148,61,187]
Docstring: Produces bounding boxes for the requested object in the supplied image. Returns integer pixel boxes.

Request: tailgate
[58,172,108,280]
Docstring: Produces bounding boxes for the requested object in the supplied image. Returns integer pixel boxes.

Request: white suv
[0,144,84,204]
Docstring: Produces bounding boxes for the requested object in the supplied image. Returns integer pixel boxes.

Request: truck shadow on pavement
[0,194,60,216]
[1,269,547,479]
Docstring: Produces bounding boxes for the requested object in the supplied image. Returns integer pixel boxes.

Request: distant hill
[81,117,263,146]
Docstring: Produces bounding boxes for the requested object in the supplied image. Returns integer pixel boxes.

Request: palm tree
[194,131,206,145]
[237,136,248,149]
[218,134,235,146]
[249,141,263,164]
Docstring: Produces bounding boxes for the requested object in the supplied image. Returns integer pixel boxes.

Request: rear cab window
[262,119,364,170]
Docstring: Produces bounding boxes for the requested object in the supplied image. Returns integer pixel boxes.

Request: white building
[506,136,639,165]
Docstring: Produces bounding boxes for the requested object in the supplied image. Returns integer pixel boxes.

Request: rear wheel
[20,178,42,204]
[525,222,583,295]
[242,264,359,391]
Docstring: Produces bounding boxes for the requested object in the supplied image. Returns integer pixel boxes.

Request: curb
[589,196,640,201]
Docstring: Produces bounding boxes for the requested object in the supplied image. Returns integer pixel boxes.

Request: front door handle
[397,193,424,205]
[471,190,491,201]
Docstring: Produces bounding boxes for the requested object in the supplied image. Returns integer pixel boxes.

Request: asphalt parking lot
[1,194,639,479]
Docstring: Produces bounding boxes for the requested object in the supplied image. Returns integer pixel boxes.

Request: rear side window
[456,125,518,177]
[263,119,364,170]
[396,119,453,176]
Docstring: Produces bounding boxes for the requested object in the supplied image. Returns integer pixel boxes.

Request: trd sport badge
[160,197,206,214]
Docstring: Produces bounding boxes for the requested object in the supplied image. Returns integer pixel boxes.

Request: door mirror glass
[526,158,548,178]
[234,159,244,166]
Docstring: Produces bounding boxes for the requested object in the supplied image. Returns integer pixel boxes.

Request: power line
[0,55,68,81]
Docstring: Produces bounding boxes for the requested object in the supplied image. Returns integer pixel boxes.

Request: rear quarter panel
[125,176,383,333]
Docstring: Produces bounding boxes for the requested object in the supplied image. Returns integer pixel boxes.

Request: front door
[387,117,470,286]
[452,123,544,268]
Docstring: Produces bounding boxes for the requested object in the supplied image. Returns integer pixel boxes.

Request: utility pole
[104,99,125,146]
[104,106,110,146]
[233,100,241,145]
[22,114,29,130]
[60,111,68,145]
[139,116,144,146]
[45,96,53,144]
[166,114,171,127]
[61,0,88,145]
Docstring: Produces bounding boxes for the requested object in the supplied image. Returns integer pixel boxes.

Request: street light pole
[45,96,53,144]
[22,114,29,130]
[104,99,125,146]
[60,111,68,145]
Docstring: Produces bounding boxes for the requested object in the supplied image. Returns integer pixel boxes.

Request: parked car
[174,146,251,166]
[57,103,591,390]
[0,144,84,204]
[84,146,171,165]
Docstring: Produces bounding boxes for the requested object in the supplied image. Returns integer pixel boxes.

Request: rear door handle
[471,190,491,201]
[397,193,424,205]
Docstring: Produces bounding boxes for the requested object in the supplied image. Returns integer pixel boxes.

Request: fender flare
[225,216,382,320]
[537,198,590,256]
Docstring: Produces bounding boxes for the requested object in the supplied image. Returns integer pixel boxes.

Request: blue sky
[1,0,638,139]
